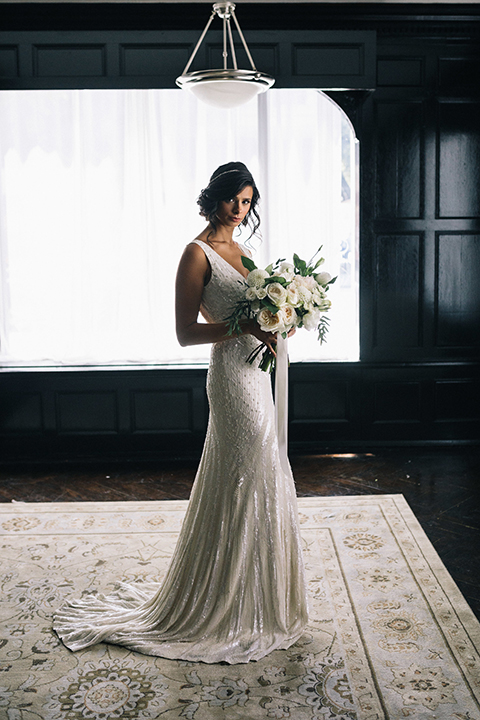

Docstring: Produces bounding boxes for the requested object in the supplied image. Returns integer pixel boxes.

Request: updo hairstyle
[197,161,261,240]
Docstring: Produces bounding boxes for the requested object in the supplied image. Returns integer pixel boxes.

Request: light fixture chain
[231,8,257,71]
[182,9,217,75]
[227,18,238,70]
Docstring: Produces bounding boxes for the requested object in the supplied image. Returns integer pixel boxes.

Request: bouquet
[226,247,336,372]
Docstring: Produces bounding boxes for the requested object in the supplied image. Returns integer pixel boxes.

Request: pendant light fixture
[176,2,275,109]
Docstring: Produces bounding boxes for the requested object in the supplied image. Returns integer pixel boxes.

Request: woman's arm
[175,243,277,353]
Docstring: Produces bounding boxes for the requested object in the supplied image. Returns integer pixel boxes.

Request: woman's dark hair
[197,161,261,240]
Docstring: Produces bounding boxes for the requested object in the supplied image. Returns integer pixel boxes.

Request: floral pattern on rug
[0,495,479,720]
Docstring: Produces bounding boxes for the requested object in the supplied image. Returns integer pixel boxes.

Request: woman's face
[216,185,253,229]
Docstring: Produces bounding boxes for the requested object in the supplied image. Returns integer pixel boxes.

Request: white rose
[315,272,332,286]
[279,262,294,274]
[303,309,321,331]
[246,287,257,301]
[247,268,269,288]
[280,305,298,329]
[257,308,283,333]
[303,275,317,290]
[266,282,287,306]
[286,286,301,307]
[256,287,267,299]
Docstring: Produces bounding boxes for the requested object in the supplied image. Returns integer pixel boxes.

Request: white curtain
[0,88,358,366]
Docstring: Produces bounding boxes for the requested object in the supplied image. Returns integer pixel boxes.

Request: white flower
[297,286,312,304]
[246,287,257,301]
[303,309,320,331]
[258,308,284,333]
[278,263,295,281]
[286,286,301,307]
[318,298,332,311]
[256,287,267,299]
[315,272,332,286]
[247,268,268,288]
[280,305,298,330]
[266,282,287,306]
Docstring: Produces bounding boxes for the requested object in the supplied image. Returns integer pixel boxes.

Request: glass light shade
[176,69,275,109]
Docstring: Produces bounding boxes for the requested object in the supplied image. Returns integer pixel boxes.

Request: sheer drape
[0,89,358,366]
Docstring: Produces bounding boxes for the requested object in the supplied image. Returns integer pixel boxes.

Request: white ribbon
[274,334,290,475]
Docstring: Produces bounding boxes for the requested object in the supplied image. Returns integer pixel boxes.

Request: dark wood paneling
[435,233,480,348]
[120,43,192,77]
[434,379,480,422]
[291,381,349,422]
[132,389,191,433]
[377,57,424,87]
[0,45,19,77]
[293,43,364,77]
[374,100,424,219]
[438,56,480,97]
[0,392,43,433]
[33,44,106,78]
[56,391,118,433]
[437,101,480,219]
[373,382,421,423]
[374,234,423,349]
[0,30,376,91]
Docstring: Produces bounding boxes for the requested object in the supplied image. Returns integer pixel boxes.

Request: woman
[53,162,308,664]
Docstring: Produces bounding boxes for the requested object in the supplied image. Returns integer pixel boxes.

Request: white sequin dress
[53,239,308,664]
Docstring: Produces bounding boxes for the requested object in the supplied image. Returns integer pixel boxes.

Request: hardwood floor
[1,447,479,621]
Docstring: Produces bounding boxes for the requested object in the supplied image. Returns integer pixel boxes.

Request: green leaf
[293,253,307,275]
[328,275,338,285]
[261,298,280,314]
[264,276,288,286]
[241,256,257,272]
[265,263,273,275]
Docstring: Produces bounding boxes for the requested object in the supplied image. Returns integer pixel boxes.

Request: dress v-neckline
[197,239,249,281]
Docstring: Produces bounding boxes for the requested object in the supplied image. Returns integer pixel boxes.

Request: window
[0,88,358,366]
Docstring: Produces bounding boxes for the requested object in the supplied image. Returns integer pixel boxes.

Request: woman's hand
[244,319,278,356]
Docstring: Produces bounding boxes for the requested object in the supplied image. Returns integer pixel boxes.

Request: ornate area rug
[1,495,479,720]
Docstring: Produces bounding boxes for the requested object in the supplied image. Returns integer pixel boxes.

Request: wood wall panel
[293,43,364,77]
[373,382,420,423]
[120,44,192,77]
[375,101,424,219]
[56,391,117,433]
[374,234,422,349]
[434,379,480,422]
[33,44,106,78]
[435,234,480,348]
[377,57,424,87]
[291,381,349,422]
[0,45,19,77]
[438,57,480,97]
[132,389,191,433]
[0,392,43,433]
[437,101,480,219]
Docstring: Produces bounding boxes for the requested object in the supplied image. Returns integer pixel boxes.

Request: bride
[53,161,309,665]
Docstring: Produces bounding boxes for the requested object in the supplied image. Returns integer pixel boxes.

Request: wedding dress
[53,239,309,664]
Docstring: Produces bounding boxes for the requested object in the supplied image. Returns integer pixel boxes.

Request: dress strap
[190,238,220,270]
